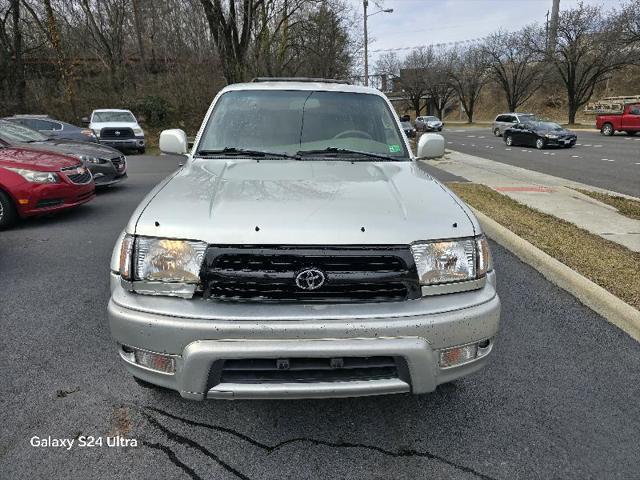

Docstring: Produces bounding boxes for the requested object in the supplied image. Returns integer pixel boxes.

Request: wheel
[601,123,614,136]
[505,135,513,146]
[535,138,545,150]
[0,190,17,230]
[138,147,146,154]
[493,127,501,137]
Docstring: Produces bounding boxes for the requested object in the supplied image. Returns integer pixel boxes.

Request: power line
[370,36,490,53]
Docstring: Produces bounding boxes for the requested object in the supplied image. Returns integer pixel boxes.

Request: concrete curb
[473,208,640,342]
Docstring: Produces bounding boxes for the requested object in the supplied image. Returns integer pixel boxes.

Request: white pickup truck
[84,109,145,153]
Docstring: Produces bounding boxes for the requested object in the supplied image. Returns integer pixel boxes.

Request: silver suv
[493,112,537,137]
[108,79,500,400]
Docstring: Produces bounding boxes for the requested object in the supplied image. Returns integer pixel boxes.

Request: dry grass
[448,183,640,309]
[574,189,640,220]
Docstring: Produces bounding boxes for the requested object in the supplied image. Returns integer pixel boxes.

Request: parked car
[503,121,577,149]
[0,120,127,187]
[84,109,145,153]
[596,103,640,136]
[492,112,537,137]
[4,115,98,143]
[108,79,500,400]
[401,121,416,138]
[0,144,95,229]
[415,115,443,132]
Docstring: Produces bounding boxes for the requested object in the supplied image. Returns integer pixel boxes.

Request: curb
[473,208,640,342]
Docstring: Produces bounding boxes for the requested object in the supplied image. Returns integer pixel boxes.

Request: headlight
[118,235,207,297]
[93,129,101,138]
[81,129,96,137]
[5,167,59,184]
[545,134,558,139]
[133,127,144,136]
[411,236,492,285]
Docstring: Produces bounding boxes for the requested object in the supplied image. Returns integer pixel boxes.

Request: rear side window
[630,106,640,115]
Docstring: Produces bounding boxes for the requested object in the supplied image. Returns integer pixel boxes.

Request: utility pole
[363,0,369,86]
[548,0,560,55]
[363,1,392,87]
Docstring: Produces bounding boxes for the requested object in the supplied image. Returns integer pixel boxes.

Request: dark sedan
[401,121,416,138]
[4,115,98,143]
[0,120,126,187]
[503,121,577,149]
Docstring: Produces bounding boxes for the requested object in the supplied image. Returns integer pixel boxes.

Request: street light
[363,1,393,87]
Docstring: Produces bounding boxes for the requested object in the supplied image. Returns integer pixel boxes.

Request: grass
[447,182,640,309]
[574,189,640,220]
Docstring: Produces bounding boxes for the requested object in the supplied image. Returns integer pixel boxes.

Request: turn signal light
[438,339,492,368]
[120,345,176,374]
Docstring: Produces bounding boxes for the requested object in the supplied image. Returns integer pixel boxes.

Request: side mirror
[81,117,90,126]
[159,129,188,155]
[416,133,445,159]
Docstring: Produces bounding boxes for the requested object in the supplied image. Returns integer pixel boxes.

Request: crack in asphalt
[144,441,204,480]
[144,407,497,480]
[142,412,252,480]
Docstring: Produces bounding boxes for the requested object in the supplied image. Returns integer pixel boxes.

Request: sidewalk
[426,150,640,252]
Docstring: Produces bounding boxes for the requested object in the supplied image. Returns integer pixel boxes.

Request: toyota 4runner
[108,79,500,400]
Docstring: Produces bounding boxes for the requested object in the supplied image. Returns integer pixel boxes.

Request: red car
[0,145,95,229]
[596,103,640,136]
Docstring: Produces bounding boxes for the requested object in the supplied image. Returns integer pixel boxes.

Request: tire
[493,127,501,137]
[601,123,614,136]
[535,138,545,150]
[138,147,146,154]
[505,135,513,146]
[0,190,17,230]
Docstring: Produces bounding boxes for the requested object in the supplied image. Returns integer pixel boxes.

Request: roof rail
[250,77,351,85]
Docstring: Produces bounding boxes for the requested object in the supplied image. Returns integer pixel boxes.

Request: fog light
[120,345,176,374]
[439,339,493,368]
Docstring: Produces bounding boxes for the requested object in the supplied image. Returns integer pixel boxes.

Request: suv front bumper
[108,272,500,400]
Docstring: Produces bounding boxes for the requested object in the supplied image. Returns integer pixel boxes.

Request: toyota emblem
[115,130,121,136]
[295,268,326,290]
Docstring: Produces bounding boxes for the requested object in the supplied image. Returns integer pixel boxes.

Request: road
[1,155,639,479]
[440,128,640,197]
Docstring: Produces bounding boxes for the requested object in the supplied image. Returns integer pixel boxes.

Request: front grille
[101,128,134,140]
[210,356,401,384]
[65,170,92,184]
[36,198,63,208]
[201,245,420,303]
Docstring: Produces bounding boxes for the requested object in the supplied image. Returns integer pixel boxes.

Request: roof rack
[251,77,351,85]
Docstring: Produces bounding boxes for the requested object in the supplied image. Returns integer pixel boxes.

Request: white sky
[350,0,607,63]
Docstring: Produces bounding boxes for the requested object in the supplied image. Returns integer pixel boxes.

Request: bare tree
[530,3,638,124]
[198,0,264,83]
[423,50,455,119]
[448,45,489,123]
[618,0,640,47]
[483,29,546,112]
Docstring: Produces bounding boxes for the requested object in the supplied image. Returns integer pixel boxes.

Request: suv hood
[132,159,477,245]
[0,146,81,171]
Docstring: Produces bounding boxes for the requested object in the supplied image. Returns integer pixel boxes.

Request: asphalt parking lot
[441,128,640,197]
[1,155,639,479]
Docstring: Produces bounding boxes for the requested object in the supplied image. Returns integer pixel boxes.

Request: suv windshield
[92,111,136,123]
[197,90,409,159]
[0,120,49,143]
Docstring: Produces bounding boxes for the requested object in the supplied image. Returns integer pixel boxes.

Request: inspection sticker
[388,144,401,153]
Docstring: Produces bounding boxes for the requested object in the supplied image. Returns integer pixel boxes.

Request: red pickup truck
[596,103,640,136]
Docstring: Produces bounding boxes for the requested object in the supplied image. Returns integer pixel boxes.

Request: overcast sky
[352,0,605,63]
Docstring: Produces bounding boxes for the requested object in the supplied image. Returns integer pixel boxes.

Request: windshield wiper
[296,147,399,161]
[195,147,298,159]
